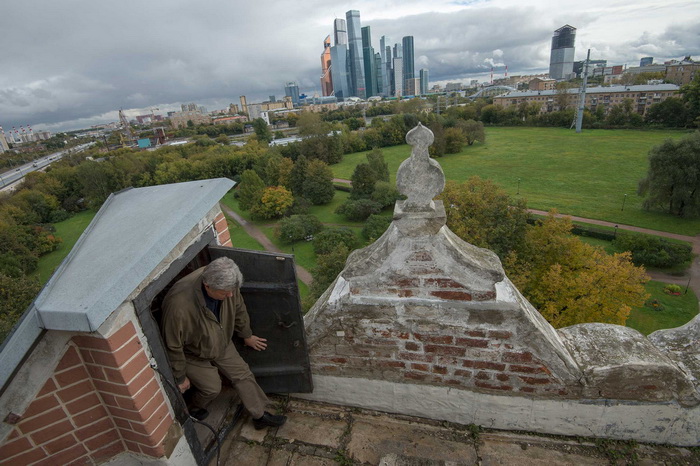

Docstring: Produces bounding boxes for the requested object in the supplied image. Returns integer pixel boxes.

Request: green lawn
[332,127,699,235]
[626,280,699,335]
[33,210,97,284]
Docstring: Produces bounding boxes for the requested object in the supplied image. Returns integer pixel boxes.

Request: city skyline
[0,0,698,132]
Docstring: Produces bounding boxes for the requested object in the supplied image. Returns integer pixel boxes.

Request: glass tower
[549,25,576,80]
[346,10,366,99]
[419,68,429,95]
[380,36,392,96]
[362,26,377,97]
[402,36,415,96]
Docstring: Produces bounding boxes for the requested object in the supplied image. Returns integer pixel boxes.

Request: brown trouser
[185,343,269,418]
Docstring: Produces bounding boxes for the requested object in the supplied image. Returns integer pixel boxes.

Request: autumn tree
[0,273,41,341]
[456,119,486,146]
[252,118,272,144]
[444,127,466,154]
[250,186,293,219]
[506,214,648,328]
[638,132,700,217]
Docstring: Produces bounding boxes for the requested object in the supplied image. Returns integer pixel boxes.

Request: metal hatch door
[208,246,313,394]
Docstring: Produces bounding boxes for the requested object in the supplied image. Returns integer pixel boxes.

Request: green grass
[626,281,699,335]
[33,210,97,284]
[332,127,699,235]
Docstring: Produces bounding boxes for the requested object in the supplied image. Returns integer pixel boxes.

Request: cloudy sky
[1,0,698,132]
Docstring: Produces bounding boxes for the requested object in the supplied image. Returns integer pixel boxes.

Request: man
[161,257,286,429]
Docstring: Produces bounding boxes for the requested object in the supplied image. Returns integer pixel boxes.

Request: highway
[0,142,95,193]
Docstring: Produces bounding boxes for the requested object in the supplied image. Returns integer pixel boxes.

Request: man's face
[204,284,234,300]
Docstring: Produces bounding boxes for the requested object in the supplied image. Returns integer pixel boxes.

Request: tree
[289,155,308,197]
[250,186,293,219]
[252,118,272,144]
[335,198,382,221]
[216,134,230,145]
[457,119,486,146]
[362,214,392,241]
[297,112,329,137]
[302,160,335,205]
[439,177,529,258]
[313,228,356,255]
[309,244,350,301]
[681,73,700,126]
[444,127,466,154]
[506,215,648,328]
[645,98,690,128]
[237,169,265,211]
[350,163,377,199]
[278,214,323,243]
[0,273,41,341]
[366,149,389,182]
[555,82,574,110]
[638,132,700,217]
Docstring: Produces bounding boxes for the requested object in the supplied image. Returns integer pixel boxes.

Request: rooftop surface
[219,397,699,465]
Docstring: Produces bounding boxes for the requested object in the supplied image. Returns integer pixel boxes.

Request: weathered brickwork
[0,321,174,464]
[214,211,232,247]
[310,322,570,397]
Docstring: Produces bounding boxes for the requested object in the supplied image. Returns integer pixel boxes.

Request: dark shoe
[253,411,287,430]
[189,408,209,421]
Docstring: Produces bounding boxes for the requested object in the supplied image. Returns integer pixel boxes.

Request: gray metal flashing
[0,309,44,396]
[33,178,235,332]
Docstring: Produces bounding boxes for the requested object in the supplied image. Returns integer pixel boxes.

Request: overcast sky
[1,0,698,132]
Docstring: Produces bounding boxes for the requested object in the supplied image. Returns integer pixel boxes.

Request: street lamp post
[517,178,521,195]
[621,193,627,211]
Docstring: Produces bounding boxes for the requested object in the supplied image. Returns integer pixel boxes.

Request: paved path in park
[219,204,314,287]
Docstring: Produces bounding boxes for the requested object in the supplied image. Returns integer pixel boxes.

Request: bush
[613,233,693,268]
[664,284,682,295]
[370,182,402,208]
[362,214,391,241]
[277,214,323,243]
[313,228,356,255]
[335,199,382,221]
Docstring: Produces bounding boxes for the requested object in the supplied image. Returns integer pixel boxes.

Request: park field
[332,127,699,235]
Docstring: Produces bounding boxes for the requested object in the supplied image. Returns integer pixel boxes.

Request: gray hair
[202,257,243,290]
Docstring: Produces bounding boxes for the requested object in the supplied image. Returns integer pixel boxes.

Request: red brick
[85,364,106,380]
[472,291,496,301]
[397,332,410,339]
[33,443,87,466]
[30,419,73,444]
[410,266,441,275]
[100,393,119,407]
[120,415,170,447]
[455,338,489,348]
[66,457,92,466]
[425,278,464,289]
[8,429,19,439]
[411,363,430,372]
[432,366,448,375]
[488,330,512,340]
[98,367,152,398]
[414,333,453,344]
[397,289,414,297]
[90,440,125,463]
[75,418,114,441]
[519,376,550,385]
[454,369,472,378]
[73,405,109,427]
[0,436,32,459]
[124,440,140,452]
[18,407,66,435]
[424,345,465,356]
[88,337,142,368]
[465,330,486,338]
[112,417,132,430]
[23,394,60,419]
[430,290,472,301]
[44,433,78,454]
[37,378,57,397]
[104,352,149,384]
[106,322,138,351]
[55,365,90,388]
[376,360,405,369]
[93,379,133,397]
[107,405,146,422]
[131,403,171,436]
[397,352,434,363]
[519,387,536,393]
[72,335,111,352]
[392,277,419,287]
[473,361,506,371]
[408,251,433,262]
[139,443,166,458]
[445,379,463,385]
[503,352,533,364]
[84,429,120,451]
[475,371,491,380]
[135,389,165,420]
[361,337,398,347]
[475,381,512,391]
[404,341,420,351]
[509,364,547,374]
[66,393,101,415]
[57,380,93,403]
[404,372,427,381]
[496,373,510,382]
[3,447,47,464]
[56,346,82,371]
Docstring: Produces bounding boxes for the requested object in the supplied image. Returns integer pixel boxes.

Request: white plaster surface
[297,375,700,446]
[102,436,196,465]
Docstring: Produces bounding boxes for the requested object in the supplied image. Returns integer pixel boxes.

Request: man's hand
[178,377,191,393]
[244,335,268,351]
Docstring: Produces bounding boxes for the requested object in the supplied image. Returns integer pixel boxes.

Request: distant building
[229,103,240,114]
[528,77,557,91]
[445,82,462,92]
[169,111,211,129]
[665,57,699,85]
[212,115,248,125]
[181,103,198,112]
[640,57,653,67]
[402,36,415,95]
[320,35,333,96]
[269,95,276,103]
[549,25,576,80]
[573,59,606,77]
[493,84,679,116]
[380,36,392,96]
[346,10,366,98]
[239,96,248,115]
[393,57,403,97]
[419,69,429,95]
[362,26,377,97]
[285,82,300,106]
[0,130,9,153]
[405,78,421,96]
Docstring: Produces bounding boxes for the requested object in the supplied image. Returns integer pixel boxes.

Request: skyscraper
[549,25,576,80]
[393,57,403,98]
[419,68,429,95]
[640,57,653,67]
[380,36,392,96]
[402,36,415,95]
[362,26,377,97]
[330,43,350,100]
[334,18,348,45]
[346,10,366,99]
[320,35,333,96]
[285,82,300,106]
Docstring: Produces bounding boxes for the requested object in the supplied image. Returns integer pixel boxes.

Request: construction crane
[118,109,134,147]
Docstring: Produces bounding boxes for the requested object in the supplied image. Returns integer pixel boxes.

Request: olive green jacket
[161,267,252,383]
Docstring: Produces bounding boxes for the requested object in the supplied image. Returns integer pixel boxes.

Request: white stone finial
[395,123,445,212]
